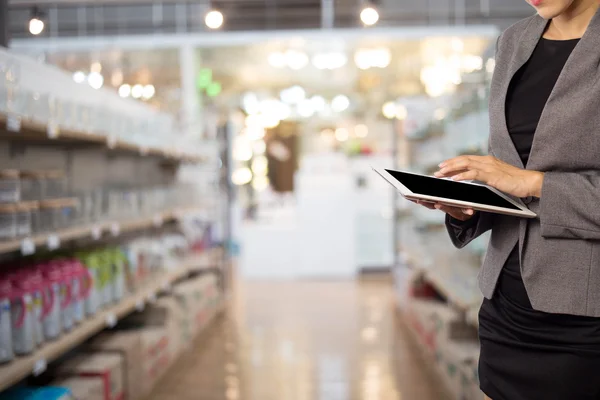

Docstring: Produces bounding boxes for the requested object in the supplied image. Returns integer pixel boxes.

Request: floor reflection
[148,279,449,400]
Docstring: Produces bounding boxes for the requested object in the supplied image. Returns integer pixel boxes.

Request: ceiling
[8,0,534,39]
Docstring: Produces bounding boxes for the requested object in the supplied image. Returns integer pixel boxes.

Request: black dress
[478,37,600,400]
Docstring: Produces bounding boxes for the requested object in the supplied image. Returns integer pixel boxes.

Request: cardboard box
[86,331,144,400]
[140,327,172,397]
[54,353,124,400]
[54,377,105,400]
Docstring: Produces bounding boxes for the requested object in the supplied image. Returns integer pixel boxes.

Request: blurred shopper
[418,0,600,399]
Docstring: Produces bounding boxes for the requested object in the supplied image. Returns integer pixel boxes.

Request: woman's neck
[545,0,599,39]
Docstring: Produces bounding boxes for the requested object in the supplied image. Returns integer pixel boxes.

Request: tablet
[372,167,536,218]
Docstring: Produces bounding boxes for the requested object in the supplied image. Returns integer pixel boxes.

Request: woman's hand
[412,200,476,222]
[434,155,544,198]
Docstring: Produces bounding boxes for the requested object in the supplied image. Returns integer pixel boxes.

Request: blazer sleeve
[445,212,494,249]
[539,172,600,239]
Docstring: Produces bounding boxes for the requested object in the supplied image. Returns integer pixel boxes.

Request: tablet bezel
[372,166,537,219]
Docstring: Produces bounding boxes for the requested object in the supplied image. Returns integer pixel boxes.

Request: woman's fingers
[434,203,474,220]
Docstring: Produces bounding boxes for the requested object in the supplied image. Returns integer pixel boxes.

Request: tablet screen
[385,169,520,210]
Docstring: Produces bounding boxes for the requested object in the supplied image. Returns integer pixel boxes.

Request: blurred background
[0,1,532,400]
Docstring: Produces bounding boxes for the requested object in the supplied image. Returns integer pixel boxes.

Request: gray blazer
[446,9,600,317]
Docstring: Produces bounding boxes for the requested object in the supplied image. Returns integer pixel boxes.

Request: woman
[417,0,600,399]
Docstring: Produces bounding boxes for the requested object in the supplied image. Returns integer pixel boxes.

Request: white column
[179,44,202,139]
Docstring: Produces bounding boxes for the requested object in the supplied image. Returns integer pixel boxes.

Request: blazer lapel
[495,15,548,170]
[526,8,600,171]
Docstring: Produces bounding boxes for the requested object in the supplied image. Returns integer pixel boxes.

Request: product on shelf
[53,353,124,400]
[15,202,36,238]
[0,205,16,240]
[0,170,19,204]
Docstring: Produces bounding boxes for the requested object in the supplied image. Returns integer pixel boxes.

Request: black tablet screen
[385,169,520,210]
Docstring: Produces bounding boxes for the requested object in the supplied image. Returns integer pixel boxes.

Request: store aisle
[147,279,450,400]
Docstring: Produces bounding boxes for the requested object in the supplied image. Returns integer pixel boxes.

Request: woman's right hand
[412,200,476,222]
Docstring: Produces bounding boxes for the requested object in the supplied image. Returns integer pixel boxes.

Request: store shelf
[0,208,191,256]
[425,268,481,311]
[0,250,218,392]
[0,114,203,164]
[466,306,479,328]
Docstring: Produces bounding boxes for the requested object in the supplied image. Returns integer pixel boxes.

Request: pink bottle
[11,269,45,347]
[40,263,71,336]
[62,260,89,325]
[3,272,35,356]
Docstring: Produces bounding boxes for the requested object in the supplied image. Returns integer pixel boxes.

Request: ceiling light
[311,96,326,112]
[87,72,104,90]
[232,167,252,186]
[331,95,350,112]
[118,84,131,98]
[29,18,44,35]
[28,7,45,36]
[142,84,155,100]
[268,52,286,68]
[382,102,396,119]
[131,84,144,99]
[253,140,266,154]
[252,176,270,191]
[242,92,260,115]
[297,99,315,118]
[285,50,309,70]
[360,7,379,26]
[251,156,269,175]
[355,124,368,138]
[245,114,261,128]
[205,10,224,29]
[257,114,280,129]
[73,71,86,84]
[312,52,348,70]
[355,48,391,69]
[335,128,349,142]
[246,125,266,141]
[280,86,306,104]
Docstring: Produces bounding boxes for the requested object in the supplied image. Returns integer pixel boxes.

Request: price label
[33,359,47,376]
[106,313,117,328]
[47,235,60,250]
[6,115,21,132]
[46,123,59,139]
[21,238,35,256]
[110,223,120,237]
[135,300,145,312]
[91,225,102,240]
[147,293,157,303]
[153,215,163,227]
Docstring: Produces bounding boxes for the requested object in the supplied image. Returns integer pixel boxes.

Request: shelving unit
[0,207,203,255]
[0,114,204,164]
[0,248,222,392]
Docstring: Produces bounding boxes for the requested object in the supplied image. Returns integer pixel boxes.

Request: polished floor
[147,279,450,400]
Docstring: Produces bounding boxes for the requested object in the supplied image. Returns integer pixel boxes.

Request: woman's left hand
[434,155,544,198]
